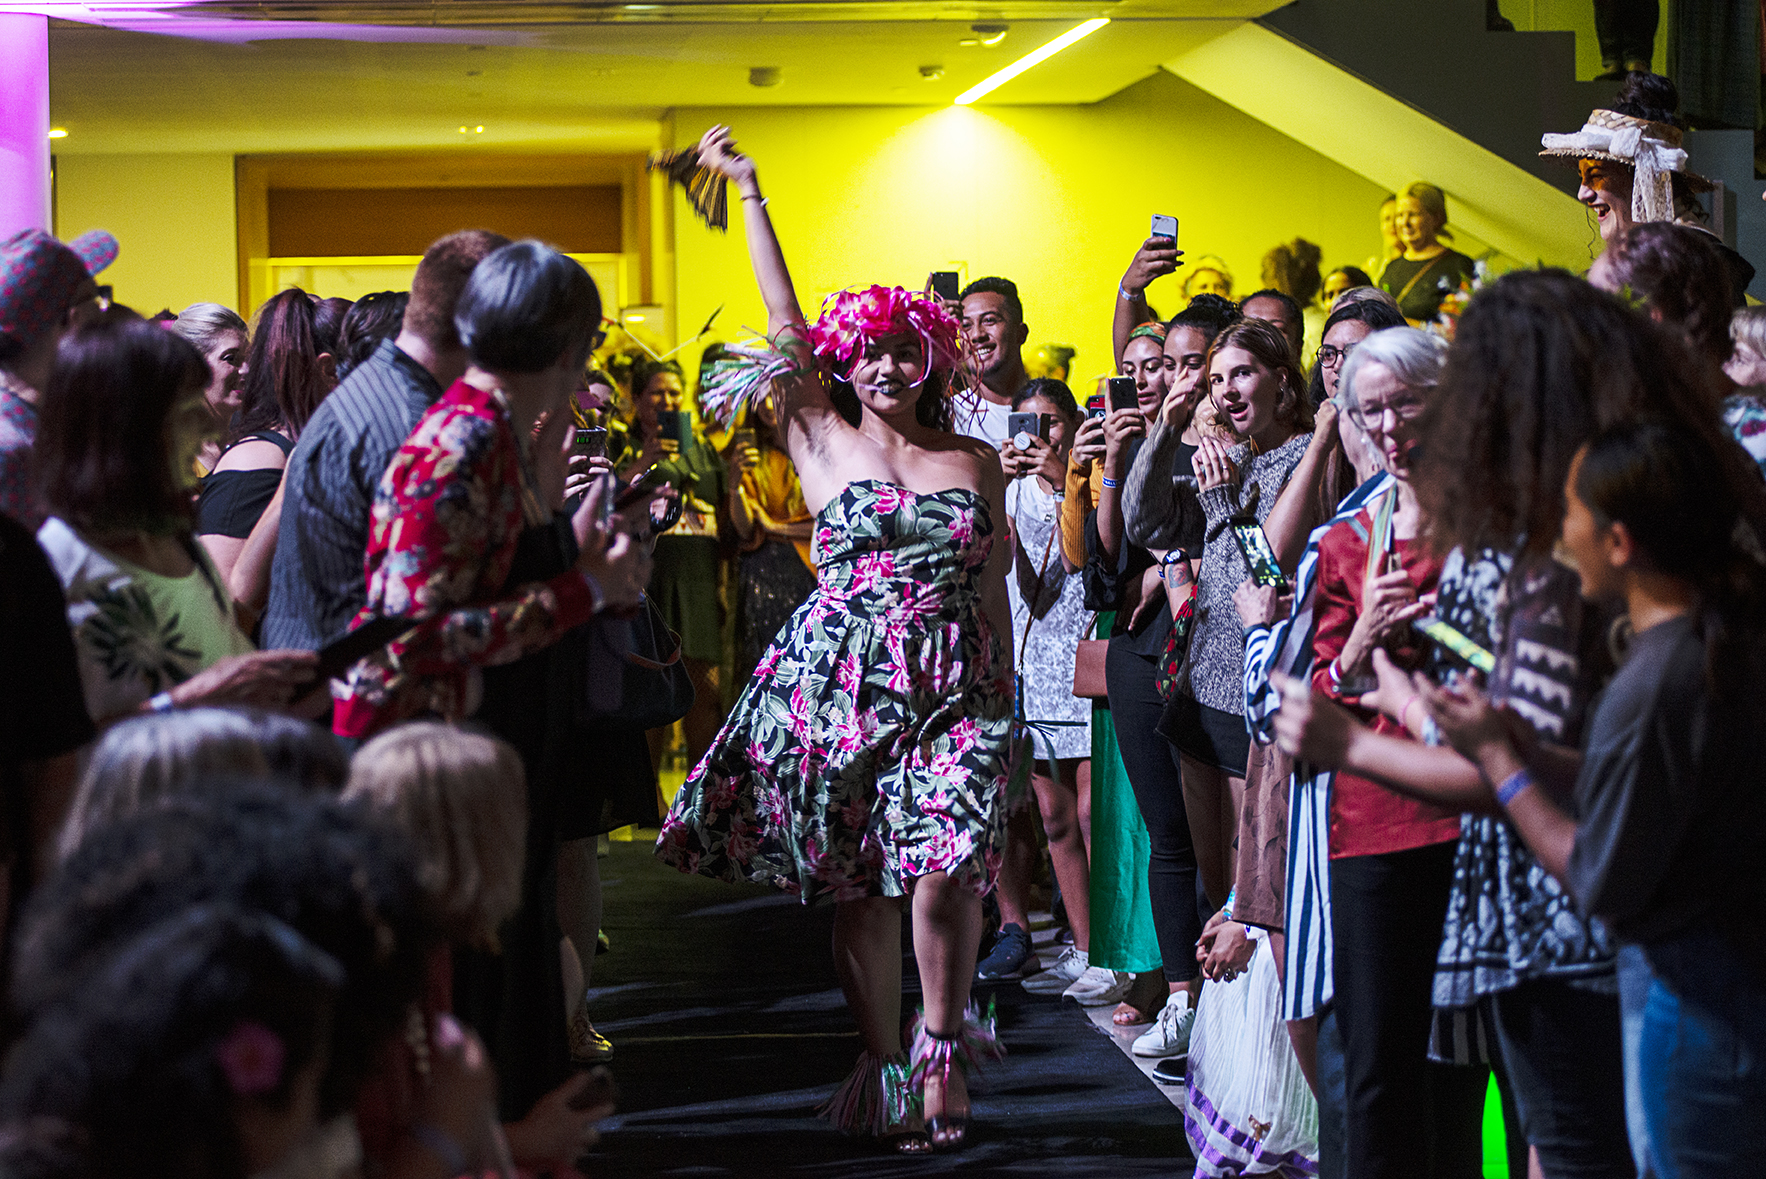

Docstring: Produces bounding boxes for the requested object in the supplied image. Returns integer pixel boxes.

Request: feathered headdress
[698,286,965,427]
[807,285,963,380]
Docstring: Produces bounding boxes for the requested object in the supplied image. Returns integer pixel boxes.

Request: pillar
[0,14,52,237]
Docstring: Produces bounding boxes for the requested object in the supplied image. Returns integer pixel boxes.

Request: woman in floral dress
[654,125,1013,1153]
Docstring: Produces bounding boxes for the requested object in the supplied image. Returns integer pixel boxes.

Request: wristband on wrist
[1495,768,1535,807]
[740,193,769,207]
[409,1123,469,1175]
[1399,695,1422,731]
[148,691,176,713]
[1119,285,1141,302]
[1100,475,1120,489]
[1160,548,1189,566]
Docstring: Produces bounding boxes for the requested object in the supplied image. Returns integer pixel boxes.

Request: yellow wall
[54,152,238,315]
[671,71,1433,388]
[47,68,1478,367]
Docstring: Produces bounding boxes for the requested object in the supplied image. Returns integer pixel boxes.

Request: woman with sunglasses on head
[655,126,1013,1154]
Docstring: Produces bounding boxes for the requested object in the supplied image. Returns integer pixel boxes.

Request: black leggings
[1332,841,1487,1179]
[1105,638,1203,983]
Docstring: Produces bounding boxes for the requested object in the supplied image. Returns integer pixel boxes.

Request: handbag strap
[1017,513,1061,655]
[1394,254,1448,307]
[1365,483,1397,583]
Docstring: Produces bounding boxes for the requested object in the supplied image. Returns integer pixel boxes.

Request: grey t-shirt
[1568,614,1766,949]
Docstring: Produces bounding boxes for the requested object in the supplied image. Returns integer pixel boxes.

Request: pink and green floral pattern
[656,479,1011,902]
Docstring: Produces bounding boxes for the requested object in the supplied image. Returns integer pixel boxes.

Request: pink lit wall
[0,14,51,237]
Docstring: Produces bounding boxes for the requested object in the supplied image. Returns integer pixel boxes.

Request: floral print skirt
[656,480,1012,903]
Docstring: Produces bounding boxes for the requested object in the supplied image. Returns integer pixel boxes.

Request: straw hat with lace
[1540,107,1712,224]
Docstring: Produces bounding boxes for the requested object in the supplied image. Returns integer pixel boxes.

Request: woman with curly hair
[654,125,1012,1153]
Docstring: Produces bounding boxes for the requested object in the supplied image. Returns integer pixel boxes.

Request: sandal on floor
[819,1050,927,1153]
[907,1002,1006,1151]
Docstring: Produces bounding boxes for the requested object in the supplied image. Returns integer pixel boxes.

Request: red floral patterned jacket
[332,379,598,738]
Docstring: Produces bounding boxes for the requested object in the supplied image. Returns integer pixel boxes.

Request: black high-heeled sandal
[818,1050,929,1153]
[907,1003,1005,1151]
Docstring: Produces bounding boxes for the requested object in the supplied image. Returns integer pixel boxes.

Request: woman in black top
[1378,182,1476,325]
[194,289,348,587]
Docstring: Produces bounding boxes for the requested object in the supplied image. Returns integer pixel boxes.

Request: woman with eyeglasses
[1268,327,1493,1177]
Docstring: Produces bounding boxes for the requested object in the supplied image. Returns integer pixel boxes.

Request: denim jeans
[1616,944,1656,1179]
[1637,930,1766,1179]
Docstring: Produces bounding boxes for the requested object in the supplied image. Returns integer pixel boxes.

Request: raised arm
[1113,236,1181,366]
[696,125,804,337]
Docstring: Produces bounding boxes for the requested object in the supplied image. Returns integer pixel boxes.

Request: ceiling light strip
[953,18,1109,106]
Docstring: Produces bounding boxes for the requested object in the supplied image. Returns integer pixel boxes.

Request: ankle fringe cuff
[907,999,1006,1086]
[817,1049,913,1136]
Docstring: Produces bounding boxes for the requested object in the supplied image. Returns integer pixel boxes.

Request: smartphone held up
[1006,411,1051,452]
[1106,375,1139,412]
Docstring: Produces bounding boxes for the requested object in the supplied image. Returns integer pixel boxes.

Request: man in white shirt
[953,275,1047,982]
[954,277,1029,446]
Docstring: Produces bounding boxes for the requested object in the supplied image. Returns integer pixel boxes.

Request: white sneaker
[1021,946,1088,994]
[1062,965,1133,1007]
[1132,991,1196,1058]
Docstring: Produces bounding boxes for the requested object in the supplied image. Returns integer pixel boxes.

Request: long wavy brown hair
[1414,268,1764,559]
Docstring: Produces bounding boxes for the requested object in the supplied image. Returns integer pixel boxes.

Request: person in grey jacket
[1125,317,1313,911]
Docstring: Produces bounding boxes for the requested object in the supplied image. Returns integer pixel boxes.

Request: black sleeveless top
[194,431,293,539]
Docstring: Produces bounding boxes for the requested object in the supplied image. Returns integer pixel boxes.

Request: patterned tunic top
[1427,547,1618,1007]
[36,518,255,722]
[332,379,600,738]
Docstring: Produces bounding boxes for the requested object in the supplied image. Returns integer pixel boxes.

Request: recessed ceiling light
[623,4,660,9]
[457,125,485,134]
[972,23,1009,46]
[47,128,68,139]
[954,18,1108,105]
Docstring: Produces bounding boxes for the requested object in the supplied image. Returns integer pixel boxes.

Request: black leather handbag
[580,594,695,730]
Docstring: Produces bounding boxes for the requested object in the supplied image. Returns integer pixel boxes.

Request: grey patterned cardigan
[1123,423,1313,715]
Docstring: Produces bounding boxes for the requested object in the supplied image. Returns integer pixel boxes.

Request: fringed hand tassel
[817,1049,914,1136]
[697,340,802,428]
[646,148,729,231]
[907,999,1007,1089]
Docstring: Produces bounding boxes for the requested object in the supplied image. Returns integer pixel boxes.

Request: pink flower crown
[807,285,963,386]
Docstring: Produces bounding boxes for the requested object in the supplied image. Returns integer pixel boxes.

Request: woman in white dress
[1001,378,1102,992]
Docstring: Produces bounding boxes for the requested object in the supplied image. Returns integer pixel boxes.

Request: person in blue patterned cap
[0,227,117,529]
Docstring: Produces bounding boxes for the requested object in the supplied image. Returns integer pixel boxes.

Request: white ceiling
[41,1,1260,152]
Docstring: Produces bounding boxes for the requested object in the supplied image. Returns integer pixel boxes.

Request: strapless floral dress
[656,479,1011,902]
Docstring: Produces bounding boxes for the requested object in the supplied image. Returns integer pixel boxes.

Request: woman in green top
[1378,182,1476,325]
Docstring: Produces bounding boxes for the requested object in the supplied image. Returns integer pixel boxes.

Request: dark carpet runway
[580,840,1190,1177]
